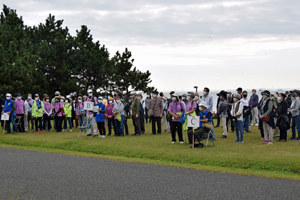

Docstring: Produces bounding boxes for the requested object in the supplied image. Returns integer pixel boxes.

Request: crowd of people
[1,87,299,148]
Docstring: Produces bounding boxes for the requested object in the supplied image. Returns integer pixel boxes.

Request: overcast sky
[4,0,300,92]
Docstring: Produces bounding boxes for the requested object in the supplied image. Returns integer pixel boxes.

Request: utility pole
[194,86,198,93]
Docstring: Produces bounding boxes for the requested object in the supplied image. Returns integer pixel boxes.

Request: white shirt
[240,98,249,106]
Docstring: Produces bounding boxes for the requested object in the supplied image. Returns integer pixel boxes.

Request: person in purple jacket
[43,96,52,131]
[15,93,25,132]
[249,89,259,126]
[106,97,116,136]
[168,93,185,144]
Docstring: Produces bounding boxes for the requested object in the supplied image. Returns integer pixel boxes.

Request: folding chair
[15,116,23,132]
[202,125,216,147]
[78,118,94,139]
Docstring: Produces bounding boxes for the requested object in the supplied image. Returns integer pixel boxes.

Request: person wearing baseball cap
[259,90,276,144]
[231,94,244,143]
[32,94,45,133]
[168,93,184,144]
[187,101,212,148]
[2,93,17,133]
[95,96,106,138]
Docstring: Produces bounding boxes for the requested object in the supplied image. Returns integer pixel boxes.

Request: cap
[261,90,270,97]
[169,91,175,95]
[199,101,208,108]
[172,93,179,97]
[130,92,137,96]
[153,91,159,94]
[17,93,21,96]
[34,94,39,97]
[87,89,92,93]
[233,94,242,99]
[55,91,60,95]
[66,95,71,99]
[6,93,12,97]
[163,96,168,101]
[98,96,103,100]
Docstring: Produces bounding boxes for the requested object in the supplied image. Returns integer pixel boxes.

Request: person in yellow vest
[32,94,44,133]
[63,98,73,132]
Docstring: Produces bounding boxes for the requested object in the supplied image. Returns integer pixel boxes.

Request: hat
[169,91,175,95]
[292,94,296,98]
[87,89,92,93]
[17,93,21,96]
[271,92,277,97]
[172,93,179,97]
[219,90,227,98]
[78,96,82,100]
[34,94,39,97]
[182,94,187,97]
[98,96,103,100]
[55,91,60,95]
[6,93,12,97]
[188,92,195,98]
[233,94,242,99]
[199,101,208,108]
[43,94,47,96]
[153,91,159,94]
[66,95,71,99]
[60,96,65,99]
[236,87,243,91]
[130,92,137,96]
[261,90,270,97]
[108,97,114,100]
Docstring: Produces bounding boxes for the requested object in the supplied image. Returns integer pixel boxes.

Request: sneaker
[263,140,268,144]
[245,131,251,133]
[93,134,98,138]
[294,138,300,141]
[197,143,204,148]
[62,129,65,132]
[250,124,254,126]
[261,137,264,140]
[39,130,43,133]
[86,133,92,137]
[288,137,295,140]
[179,141,184,144]
[239,140,244,143]
[234,140,239,143]
[220,135,227,139]
[70,129,72,132]
[255,124,259,126]
[172,141,176,144]
[102,136,106,138]
[267,141,273,145]
[33,131,38,133]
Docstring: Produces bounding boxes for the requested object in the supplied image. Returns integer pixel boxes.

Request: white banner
[187,116,200,127]
[84,102,94,111]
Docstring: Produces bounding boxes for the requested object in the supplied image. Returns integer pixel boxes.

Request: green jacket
[63,103,72,118]
[131,98,140,116]
[32,100,44,118]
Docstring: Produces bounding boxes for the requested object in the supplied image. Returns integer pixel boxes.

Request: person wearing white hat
[86,89,98,137]
[2,93,17,133]
[95,96,106,138]
[231,94,244,143]
[187,101,213,148]
[168,93,185,144]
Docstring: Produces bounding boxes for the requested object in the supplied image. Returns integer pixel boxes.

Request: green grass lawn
[1,119,300,180]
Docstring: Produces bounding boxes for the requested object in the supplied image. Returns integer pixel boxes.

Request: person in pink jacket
[106,97,115,136]
[43,96,52,131]
[53,96,63,132]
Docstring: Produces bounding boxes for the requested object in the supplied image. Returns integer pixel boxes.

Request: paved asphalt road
[1,147,300,200]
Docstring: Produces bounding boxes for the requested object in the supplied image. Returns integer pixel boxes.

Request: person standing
[106,97,115,136]
[231,94,244,143]
[240,91,251,133]
[249,89,259,126]
[218,91,228,139]
[236,87,243,98]
[226,92,235,133]
[2,93,17,133]
[95,96,106,138]
[123,99,130,136]
[113,96,125,137]
[276,93,288,142]
[76,96,85,130]
[51,91,60,130]
[259,90,276,145]
[168,93,185,144]
[162,96,170,132]
[271,93,280,138]
[25,94,34,130]
[185,92,197,141]
[15,93,25,132]
[43,96,52,131]
[32,94,44,133]
[63,98,73,132]
[144,93,151,124]
[54,97,63,132]
[148,91,163,135]
[215,95,221,127]
[288,93,300,140]
[85,89,98,137]
[202,87,213,113]
[131,92,141,136]
[285,93,292,131]
[138,94,145,134]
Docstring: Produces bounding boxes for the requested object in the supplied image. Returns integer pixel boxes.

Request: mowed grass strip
[1,120,300,180]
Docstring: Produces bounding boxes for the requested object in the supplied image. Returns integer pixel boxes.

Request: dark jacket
[276,100,287,127]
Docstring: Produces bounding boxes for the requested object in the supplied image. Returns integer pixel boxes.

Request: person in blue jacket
[2,93,17,133]
[95,96,106,138]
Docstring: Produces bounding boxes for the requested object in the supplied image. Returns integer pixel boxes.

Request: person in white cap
[187,101,213,148]
[86,89,98,137]
[51,91,60,130]
[95,96,106,138]
[168,93,185,144]
[2,93,17,133]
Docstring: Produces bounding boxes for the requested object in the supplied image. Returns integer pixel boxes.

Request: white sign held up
[187,116,200,127]
[84,102,94,111]
[93,106,99,113]
[1,113,9,121]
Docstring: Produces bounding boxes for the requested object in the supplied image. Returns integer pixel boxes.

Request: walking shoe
[288,137,295,140]
[39,130,43,133]
[280,139,286,142]
[172,141,176,144]
[34,131,38,133]
[179,141,184,144]
[197,143,204,148]
[93,134,98,138]
[107,134,111,136]
[238,140,244,143]
[261,137,264,140]
[70,129,72,132]
[86,133,92,137]
[234,140,239,143]
[135,134,141,136]
[245,131,251,133]
[151,133,156,135]
[267,141,273,145]
[157,133,161,135]
[220,135,227,139]
[255,124,259,126]
[294,137,300,141]
[263,140,268,144]
[98,135,102,138]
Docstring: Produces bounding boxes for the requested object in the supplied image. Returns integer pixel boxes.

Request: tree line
[0,4,155,98]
